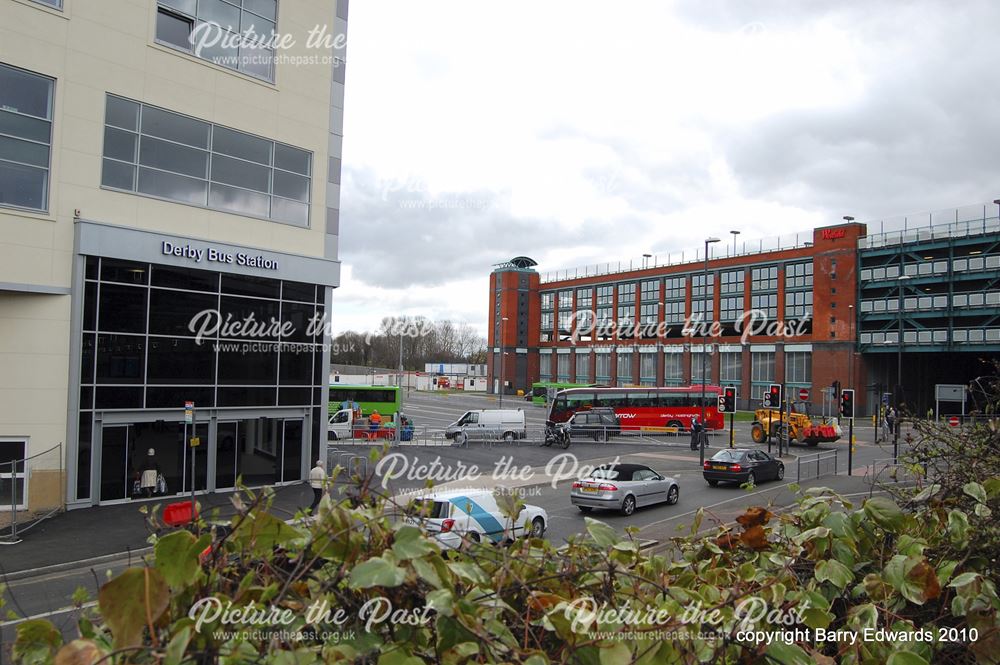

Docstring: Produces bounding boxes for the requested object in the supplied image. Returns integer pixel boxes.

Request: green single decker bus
[528,381,597,406]
[328,384,402,417]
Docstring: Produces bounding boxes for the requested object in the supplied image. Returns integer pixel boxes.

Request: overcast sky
[334,0,1000,336]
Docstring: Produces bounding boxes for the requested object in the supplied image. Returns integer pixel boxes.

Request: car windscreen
[710,450,745,462]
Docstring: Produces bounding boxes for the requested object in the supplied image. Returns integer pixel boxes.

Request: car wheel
[578,506,592,513]
[667,420,682,431]
[503,431,514,444]
[776,464,784,480]
[621,495,636,516]
[328,432,337,441]
[750,423,767,444]
[455,432,468,447]
[707,479,719,487]
[530,517,545,538]
[746,471,756,486]
[667,485,679,505]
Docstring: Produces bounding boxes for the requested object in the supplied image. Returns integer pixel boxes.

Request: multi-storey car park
[488,201,1000,418]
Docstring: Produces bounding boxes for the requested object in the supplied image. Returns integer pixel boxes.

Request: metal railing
[1,443,64,545]
[858,204,1000,250]
[796,450,838,482]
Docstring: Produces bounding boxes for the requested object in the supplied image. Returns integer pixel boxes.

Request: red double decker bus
[547,385,725,431]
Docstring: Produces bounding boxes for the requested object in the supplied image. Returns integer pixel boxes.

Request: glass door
[281,419,303,482]
[100,425,130,502]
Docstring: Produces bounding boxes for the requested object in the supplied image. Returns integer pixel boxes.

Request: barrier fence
[796,450,838,482]
[1,443,64,545]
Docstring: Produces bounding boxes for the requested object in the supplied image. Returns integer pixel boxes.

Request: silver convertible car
[570,463,679,516]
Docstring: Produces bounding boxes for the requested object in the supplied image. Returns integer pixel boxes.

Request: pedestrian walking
[140,448,160,498]
[886,407,896,436]
[308,459,326,514]
[690,416,703,450]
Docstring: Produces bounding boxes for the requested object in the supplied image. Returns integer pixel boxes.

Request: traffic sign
[798,388,809,401]
[184,400,194,424]
[948,416,960,427]
[190,436,201,447]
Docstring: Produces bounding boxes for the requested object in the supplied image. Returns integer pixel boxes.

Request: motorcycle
[542,422,571,449]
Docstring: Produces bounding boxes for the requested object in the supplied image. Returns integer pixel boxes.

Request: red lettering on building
[821,228,848,240]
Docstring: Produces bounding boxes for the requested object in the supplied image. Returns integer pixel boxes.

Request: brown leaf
[55,640,103,665]
[527,591,565,611]
[716,533,740,550]
[739,525,770,550]
[906,560,942,602]
[736,507,773,528]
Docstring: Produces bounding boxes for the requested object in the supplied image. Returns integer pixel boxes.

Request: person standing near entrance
[308,459,327,513]
[140,448,160,498]
[886,407,897,436]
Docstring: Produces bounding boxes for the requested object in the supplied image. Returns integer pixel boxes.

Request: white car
[404,488,547,549]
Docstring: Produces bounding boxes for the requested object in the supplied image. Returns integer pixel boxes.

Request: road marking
[0,601,98,628]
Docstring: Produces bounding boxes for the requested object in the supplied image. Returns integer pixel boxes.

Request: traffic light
[763,383,782,408]
[840,389,855,418]
[719,386,737,413]
[831,380,841,400]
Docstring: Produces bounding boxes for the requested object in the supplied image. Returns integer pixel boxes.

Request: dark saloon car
[565,408,620,441]
[702,448,784,486]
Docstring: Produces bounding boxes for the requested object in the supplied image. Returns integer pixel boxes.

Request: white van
[445,409,526,444]
[404,488,547,548]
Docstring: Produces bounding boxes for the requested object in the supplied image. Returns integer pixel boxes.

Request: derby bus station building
[487,201,1000,418]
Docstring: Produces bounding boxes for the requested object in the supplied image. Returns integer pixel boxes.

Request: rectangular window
[540,292,555,310]
[617,305,635,326]
[691,273,715,298]
[664,354,683,385]
[691,298,714,319]
[616,353,632,385]
[785,261,813,289]
[557,353,570,380]
[102,95,312,226]
[30,0,63,8]
[558,310,573,332]
[664,277,686,300]
[576,287,592,309]
[617,282,636,301]
[720,269,744,295]
[640,279,659,301]
[784,352,812,384]
[558,290,573,309]
[785,290,813,318]
[540,312,554,342]
[0,63,54,212]
[690,353,709,383]
[751,266,778,292]
[575,353,590,381]
[664,301,685,324]
[155,0,279,82]
[596,285,614,306]
[595,354,611,382]
[640,354,657,381]
[751,352,775,384]
[720,352,742,384]
[639,303,658,324]
[720,296,744,325]
[0,438,27,511]
[751,293,778,319]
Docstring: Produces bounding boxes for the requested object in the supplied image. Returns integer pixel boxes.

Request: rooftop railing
[858,202,1000,250]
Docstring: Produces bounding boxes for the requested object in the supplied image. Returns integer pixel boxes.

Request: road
[2,390,909,647]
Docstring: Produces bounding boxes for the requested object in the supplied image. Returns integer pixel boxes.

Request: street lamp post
[700,237,720,465]
[498,316,508,408]
[642,253,652,269]
[730,230,740,256]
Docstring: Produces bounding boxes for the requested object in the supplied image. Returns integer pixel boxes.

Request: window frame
[0,62,55,214]
[0,437,28,511]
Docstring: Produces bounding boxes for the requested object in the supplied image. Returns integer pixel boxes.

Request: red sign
[948,416,960,427]
[821,228,848,240]
[798,388,809,401]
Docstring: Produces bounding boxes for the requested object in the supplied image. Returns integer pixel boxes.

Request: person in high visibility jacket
[370,411,382,430]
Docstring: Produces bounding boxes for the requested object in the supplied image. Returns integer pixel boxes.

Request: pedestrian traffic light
[840,389,855,418]
[720,386,737,413]
[763,383,782,408]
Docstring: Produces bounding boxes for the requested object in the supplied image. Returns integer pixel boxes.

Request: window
[639,303,659,328]
[0,63,54,212]
[720,270,744,295]
[557,354,570,380]
[720,352,742,384]
[595,354,611,382]
[664,301,686,325]
[618,282,636,301]
[575,353,590,381]
[691,273,715,298]
[30,0,62,8]
[785,352,812,384]
[640,354,656,381]
[751,266,778,292]
[664,353,683,385]
[720,296,744,325]
[641,279,659,301]
[558,290,573,309]
[751,293,778,319]
[617,305,635,326]
[616,353,632,385]
[540,292,554,310]
[691,353,709,383]
[596,285,614,306]
[664,277,686,300]
[558,310,573,332]
[155,0,279,82]
[691,298,714,320]
[785,261,813,289]
[751,352,775,384]
[540,312,553,342]
[576,288,593,309]
[785,290,813,318]
[0,438,27,510]
[102,95,312,226]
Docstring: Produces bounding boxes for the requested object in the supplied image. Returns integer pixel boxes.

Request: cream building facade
[0,0,347,512]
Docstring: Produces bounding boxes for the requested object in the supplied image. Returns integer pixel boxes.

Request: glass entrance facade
[76,256,326,504]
